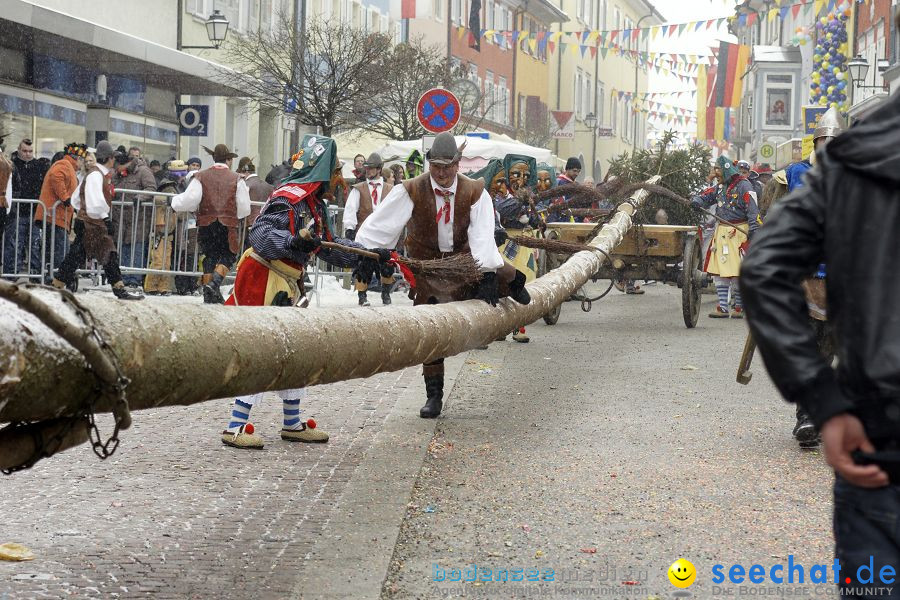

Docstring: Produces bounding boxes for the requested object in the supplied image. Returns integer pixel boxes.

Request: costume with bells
[171,144,251,304]
[354,133,533,418]
[52,142,142,300]
[343,152,395,306]
[691,155,760,318]
[221,135,360,449]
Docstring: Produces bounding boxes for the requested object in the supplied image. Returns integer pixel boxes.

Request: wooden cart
[538,223,707,328]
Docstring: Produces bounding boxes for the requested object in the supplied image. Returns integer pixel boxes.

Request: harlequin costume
[691,155,760,318]
[221,135,360,449]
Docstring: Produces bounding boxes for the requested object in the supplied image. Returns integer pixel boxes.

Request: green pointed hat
[281,134,339,185]
[502,153,538,189]
[467,158,504,184]
[717,155,740,182]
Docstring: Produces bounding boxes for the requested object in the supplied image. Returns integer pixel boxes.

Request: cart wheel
[681,234,702,328]
[537,244,562,325]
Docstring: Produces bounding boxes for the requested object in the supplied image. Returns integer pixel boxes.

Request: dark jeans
[197,222,236,273]
[119,242,146,286]
[2,214,41,279]
[57,221,123,286]
[833,475,900,598]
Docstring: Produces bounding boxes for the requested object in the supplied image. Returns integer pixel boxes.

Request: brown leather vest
[354,179,393,227]
[0,153,11,203]
[77,166,115,225]
[402,173,483,260]
[194,166,240,227]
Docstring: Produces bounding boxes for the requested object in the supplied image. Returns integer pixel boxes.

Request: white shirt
[76,163,112,219]
[171,163,251,218]
[343,177,384,230]
[4,169,11,206]
[355,175,503,272]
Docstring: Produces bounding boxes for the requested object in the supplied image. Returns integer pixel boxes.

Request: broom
[298,230,483,287]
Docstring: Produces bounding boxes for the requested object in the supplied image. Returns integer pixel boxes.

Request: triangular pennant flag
[678,23,688,35]
[529,38,538,53]
[589,45,597,58]
[706,19,715,30]
[552,31,562,42]
[579,44,588,57]
[747,12,757,26]
[600,46,608,59]
[651,26,661,39]
[559,41,568,53]
[632,28,640,41]
[794,3,803,18]
[667,24,677,36]
[547,41,555,54]
[813,0,824,15]
[610,30,619,42]
[457,25,466,40]
[511,30,520,43]
[641,27,650,41]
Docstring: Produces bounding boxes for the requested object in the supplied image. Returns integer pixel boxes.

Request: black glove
[371,248,393,263]
[104,217,115,236]
[380,262,395,278]
[0,206,7,233]
[290,232,321,253]
[475,271,499,307]
[345,228,356,241]
[494,228,508,247]
[357,257,377,284]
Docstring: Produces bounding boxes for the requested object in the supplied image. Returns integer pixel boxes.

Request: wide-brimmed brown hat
[203,144,238,163]
[237,156,256,173]
[426,133,465,166]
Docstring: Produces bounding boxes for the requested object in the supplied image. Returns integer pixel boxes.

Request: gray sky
[646,0,740,135]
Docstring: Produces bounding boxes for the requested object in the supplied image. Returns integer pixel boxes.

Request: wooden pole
[0,177,659,458]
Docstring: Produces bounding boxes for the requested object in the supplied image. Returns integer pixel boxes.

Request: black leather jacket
[741,93,900,443]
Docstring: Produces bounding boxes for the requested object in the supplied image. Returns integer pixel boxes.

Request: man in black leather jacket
[740,90,900,594]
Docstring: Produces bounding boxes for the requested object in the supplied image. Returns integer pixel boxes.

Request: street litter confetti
[0,543,35,561]
[680,365,698,370]
[535,550,544,558]
[622,581,641,585]
[424,506,436,513]
[580,548,597,554]
[521,524,531,533]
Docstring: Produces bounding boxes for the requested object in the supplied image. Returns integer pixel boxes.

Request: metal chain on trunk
[0,282,131,474]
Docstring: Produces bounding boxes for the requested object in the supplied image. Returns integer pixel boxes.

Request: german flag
[696,62,719,141]
[714,42,751,109]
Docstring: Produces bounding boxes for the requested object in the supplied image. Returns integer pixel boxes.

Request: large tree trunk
[0,178,658,467]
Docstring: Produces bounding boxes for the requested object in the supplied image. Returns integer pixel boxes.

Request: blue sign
[803,106,828,136]
[416,89,461,133]
[177,104,209,137]
[466,132,490,139]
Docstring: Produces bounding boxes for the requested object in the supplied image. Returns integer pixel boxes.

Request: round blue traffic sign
[416,88,461,133]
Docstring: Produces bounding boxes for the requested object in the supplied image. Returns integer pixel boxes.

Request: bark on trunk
[0,178,659,428]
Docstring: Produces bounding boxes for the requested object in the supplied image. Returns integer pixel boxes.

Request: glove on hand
[345,228,356,241]
[475,271,499,307]
[291,231,322,253]
[104,217,115,236]
[494,229,508,247]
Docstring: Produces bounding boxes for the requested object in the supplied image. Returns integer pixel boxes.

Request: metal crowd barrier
[0,189,359,306]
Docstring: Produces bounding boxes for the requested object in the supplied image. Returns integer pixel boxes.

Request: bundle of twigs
[312,233,484,285]
[509,235,604,256]
[398,252,483,286]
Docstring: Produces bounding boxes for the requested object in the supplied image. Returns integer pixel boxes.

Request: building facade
[549,0,662,181]
[848,0,896,120]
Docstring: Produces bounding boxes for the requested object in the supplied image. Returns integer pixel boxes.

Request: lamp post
[584,112,597,180]
[632,14,657,152]
[176,4,231,51]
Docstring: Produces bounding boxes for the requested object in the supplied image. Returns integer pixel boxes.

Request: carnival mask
[489,170,508,198]
[507,162,531,192]
[536,169,552,193]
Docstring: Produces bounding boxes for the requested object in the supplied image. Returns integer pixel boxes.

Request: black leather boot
[420,375,444,418]
[793,408,819,448]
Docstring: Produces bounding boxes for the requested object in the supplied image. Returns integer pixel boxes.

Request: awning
[0,0,244,97]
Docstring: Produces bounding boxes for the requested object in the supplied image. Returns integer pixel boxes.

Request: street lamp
[584,112,597,129]
[177,6,231,50]
[848,54,890,105]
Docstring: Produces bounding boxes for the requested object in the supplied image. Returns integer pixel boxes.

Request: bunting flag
[468,0,481,51]
[714,42,751,109]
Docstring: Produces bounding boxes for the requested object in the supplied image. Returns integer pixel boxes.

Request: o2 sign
[177,105,209,137]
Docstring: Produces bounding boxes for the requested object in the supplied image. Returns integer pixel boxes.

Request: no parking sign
[416,89,461,134]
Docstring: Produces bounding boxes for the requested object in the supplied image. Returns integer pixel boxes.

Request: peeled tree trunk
[0,177,659,468]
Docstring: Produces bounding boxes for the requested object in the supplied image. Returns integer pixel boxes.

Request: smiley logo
[668,558,696,588]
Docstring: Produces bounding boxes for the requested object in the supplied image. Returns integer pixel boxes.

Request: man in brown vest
[355,133,532,418]
[343,152,394,305]
[52,141,142,300]
[237,156,273,229]
[172,144,251,303]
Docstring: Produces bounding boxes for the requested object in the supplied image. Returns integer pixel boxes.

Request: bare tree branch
[217,17,392,136]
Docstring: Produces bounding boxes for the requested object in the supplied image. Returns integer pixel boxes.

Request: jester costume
[221,135,359,449]
[691,155,760,318]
